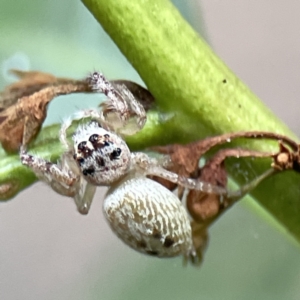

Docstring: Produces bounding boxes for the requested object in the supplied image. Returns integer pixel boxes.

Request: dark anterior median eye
[78,141,87,151]
[89,134,99,143]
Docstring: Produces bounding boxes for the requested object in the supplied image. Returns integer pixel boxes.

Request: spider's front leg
[59,72,149,149]
[132,152,276,201]
[87,72,147,135]
[20,147,79,196]
[131,152,228,195]
[20,147,96,214]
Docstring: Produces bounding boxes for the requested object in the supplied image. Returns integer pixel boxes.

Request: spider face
[72,121,131,186]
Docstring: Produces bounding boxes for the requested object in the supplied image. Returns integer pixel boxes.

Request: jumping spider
[20,72,236,264]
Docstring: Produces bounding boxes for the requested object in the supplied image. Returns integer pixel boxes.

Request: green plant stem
[1,0,300,243]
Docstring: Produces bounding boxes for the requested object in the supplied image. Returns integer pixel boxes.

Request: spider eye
[77,157,85,165]
[89,134,99,143]
[78,141,87,151]
[110,148,122,160]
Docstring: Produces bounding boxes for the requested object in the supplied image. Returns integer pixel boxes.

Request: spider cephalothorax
[72,121,131,186]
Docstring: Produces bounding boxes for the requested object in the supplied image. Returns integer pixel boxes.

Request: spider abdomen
[103,176,193,258]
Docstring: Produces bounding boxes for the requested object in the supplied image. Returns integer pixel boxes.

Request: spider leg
[20,147,80,197]
[226,168,277,202]
[131,152,228,195]
[87,72,147,135]
[111,83,147,134]
[132,152,276,200]
[60,116,73,149]
[60,72,147,145]
[59,108,103,149]
[150,165,227,195]
[21,147,97,214]
[74,182,97,215]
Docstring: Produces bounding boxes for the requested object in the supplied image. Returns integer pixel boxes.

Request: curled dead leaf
[0,80,91,152]
[0,70,155,153]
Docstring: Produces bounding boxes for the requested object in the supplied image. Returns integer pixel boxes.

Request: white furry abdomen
[103,177,193,258]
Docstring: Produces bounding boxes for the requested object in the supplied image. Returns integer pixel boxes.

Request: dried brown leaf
[0,69,78,111]
[186,148,273,223]
[0,76,91,152]
[151,131,297,226]
[188,221,209,266]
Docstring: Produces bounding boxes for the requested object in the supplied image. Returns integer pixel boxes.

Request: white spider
[20,72,264,265]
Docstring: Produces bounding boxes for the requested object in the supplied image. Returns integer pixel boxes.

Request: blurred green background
[1,1,300,299]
